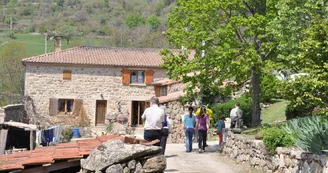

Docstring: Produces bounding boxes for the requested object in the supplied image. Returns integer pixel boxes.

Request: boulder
[128,160,137,170]
[81,140,161,171]
[123,167,131,173]
[133,162,144,173]
[106,164,123,173]
[142,155,166,173]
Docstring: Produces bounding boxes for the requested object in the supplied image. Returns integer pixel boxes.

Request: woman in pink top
[196,106,210,153]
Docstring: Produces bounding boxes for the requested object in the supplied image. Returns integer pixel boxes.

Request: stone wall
[24,64,167,126]
[223,132,328,173]
[3,104,29,123]
[167,82,185,94]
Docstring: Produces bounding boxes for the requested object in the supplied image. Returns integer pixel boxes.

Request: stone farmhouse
[22,47,187,130]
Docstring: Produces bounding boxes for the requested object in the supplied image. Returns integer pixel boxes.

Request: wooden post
[29,130,34,150]
[0,129,8,155]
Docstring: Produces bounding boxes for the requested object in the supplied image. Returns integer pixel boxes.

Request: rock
[133,162,144,173]
[311,161,323,173]
[128,160,137,170]
[142,155,166,173]
[276,147,291,155]
[106,164,123,173]
[81,140,161,171]
[291,150,303,159]
[255,131,264,140]
[123,167,131,173]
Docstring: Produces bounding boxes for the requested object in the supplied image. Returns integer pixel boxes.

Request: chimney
[54,36,62,52]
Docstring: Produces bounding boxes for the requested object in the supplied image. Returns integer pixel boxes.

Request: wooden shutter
[49,98,58,116]
[122,69,130,84]
[145,70,154,85]
[73,99,83,116]
[63,70,72,80]
[154,86,161,97]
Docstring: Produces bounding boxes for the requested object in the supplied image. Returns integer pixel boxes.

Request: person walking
[184,106,196,152]
[196,106,210,153]
[159,106,171,155]
[230,102,243,128]
[142,96,165,146]
[216,116,226,146]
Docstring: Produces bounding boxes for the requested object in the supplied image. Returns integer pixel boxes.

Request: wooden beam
[20,160,80,173]
[0,129,8,155]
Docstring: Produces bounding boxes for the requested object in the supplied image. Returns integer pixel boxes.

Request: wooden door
[96,100,107,125]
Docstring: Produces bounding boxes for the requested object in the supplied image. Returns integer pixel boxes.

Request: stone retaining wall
[223,132,328,173]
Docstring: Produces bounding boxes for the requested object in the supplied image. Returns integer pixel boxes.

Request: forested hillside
[0,0,175,48]
[0,0,176,106]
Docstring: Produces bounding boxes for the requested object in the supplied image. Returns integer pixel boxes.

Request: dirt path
[164,141,258,173]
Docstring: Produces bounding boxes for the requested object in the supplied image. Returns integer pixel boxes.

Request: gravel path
[164,141,258,173]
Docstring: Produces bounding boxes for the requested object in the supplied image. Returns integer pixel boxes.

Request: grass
[261,99,289,124]
[0,33,111,57]
[242,99,289,136]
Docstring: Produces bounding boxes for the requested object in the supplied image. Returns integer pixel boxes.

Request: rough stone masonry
[81,139,166,173]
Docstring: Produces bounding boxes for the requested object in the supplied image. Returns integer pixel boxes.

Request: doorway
[96,100,107,125]
[131,101,149,127]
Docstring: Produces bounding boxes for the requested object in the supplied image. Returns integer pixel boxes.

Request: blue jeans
[185,128,194,152]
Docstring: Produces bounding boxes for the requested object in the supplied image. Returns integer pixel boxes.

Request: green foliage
[0,41,27,94]
[38,24,47,34]
[7,32,17,39]
[282,116,328,153]
[263,126,294,154]
[54,25,79,45]
[285,102,314,120]
[4,15,17,25]
[125,14,145,29]
[146,15,161,31]
[61,128,73,143]
[212,94,252,127]
[261,74,281,103]
[161,0,281,127]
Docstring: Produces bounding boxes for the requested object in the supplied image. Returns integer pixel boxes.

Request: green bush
[7,32,17,39]
[285,102,314,120]
[263,126,294,154]
[282,116,328,153]
[125,14,145,29]
[260,74,281,103]
[212,94,252,127]
[61,128,73,143]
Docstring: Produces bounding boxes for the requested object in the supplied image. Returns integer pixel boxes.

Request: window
[130,70,145,84]
[63,70,72,80]
[160,86,167,96]
[58,99,74,113]
[155,86,167,97]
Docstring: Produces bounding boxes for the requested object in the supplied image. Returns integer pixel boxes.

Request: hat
[220,116,226,121]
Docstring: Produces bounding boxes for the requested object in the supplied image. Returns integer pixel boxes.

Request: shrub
[7,32,17,39]
[285,102,314,120]
[263,126,294,154]
[282,116,328,153]
[212,94,252,127]
[125,14,145,29]
[260,74,281,103]
[61,128,73,143]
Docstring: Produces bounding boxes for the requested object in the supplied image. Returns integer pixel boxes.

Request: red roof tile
[0,135,148,172]
[159,92,185,103]
[22,47,193,68]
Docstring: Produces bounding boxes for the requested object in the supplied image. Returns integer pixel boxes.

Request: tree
[0,41,27,95]
[273,0,328,117]
[146,15,161,31]
[161,0,280,126]
[125,14,145,29]
[54,25,79,45]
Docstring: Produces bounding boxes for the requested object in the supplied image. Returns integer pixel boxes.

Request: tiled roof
[152,79,180,86]
[0,135,151,172]
[22,47,193,68]
[159,92,185,103]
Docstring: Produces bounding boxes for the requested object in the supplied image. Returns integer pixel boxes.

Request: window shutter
[63,70,72,80]
[145,70,154,85]
[49,98,58,116]
[73,99,83,116]
[122,69,130,84]
[154,86,161,97]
